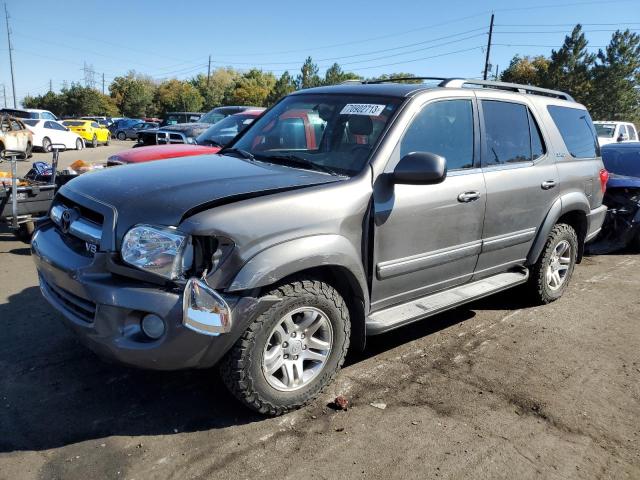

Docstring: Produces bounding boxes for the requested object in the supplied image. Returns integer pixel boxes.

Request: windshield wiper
[219,147,254,160]
[256,153,339,176]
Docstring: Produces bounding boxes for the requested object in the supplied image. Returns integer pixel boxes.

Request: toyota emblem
[60,208,78,234]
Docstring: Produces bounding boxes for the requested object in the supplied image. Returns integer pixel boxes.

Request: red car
[106,110,264,166]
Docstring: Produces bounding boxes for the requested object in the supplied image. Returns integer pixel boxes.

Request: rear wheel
[75,138,83,150]
[24,142,33,159]
[221,279,350,415]
[117,131,126,141]
[42,137,52,152]
[91,135,98,148]
[528,223,578,304]
[104,134,110,146]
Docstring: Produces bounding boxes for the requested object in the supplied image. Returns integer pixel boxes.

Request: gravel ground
[0,224,638,480]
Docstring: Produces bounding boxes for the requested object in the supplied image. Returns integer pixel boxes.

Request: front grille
[41,276,96,323]
[156,131,186,144]
[50,194,103,254]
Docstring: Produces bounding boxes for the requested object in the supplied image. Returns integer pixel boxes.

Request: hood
[61,154,340,241]
[607,173,640,189]
[109,144,220,164]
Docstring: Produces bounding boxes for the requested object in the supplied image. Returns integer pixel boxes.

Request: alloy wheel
[546,239,571,291]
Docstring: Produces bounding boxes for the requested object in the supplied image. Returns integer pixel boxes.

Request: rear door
[371,95,486,310]
[474,94,559,278]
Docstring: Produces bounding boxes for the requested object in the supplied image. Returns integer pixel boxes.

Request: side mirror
[393,152,447,184]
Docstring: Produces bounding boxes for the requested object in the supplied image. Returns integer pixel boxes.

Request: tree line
[500,26,640,123]
[23,25,640,123]
[22,59,407,118]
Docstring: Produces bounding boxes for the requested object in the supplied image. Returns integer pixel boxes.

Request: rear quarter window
[547,105,599,159]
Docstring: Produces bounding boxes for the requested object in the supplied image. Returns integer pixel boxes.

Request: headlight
[186,137,196,144]
[121,225,193,280]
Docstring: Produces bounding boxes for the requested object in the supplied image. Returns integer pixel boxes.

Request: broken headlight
[121,225,193,280]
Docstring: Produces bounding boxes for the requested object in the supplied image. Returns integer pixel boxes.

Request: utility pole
[494,64,499,81]
[483,13,495,81]
[2,84,6,107]
[207,54,212,87]
[49,79,52,92]
[102,73,105,94]
[4,3,17,107]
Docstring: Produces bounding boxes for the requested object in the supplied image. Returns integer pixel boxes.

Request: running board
[366,270,529,335]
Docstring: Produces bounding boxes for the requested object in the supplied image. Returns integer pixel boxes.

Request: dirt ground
[0,210,639,478]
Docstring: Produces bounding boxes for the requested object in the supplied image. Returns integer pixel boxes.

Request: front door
[371,97,486,311]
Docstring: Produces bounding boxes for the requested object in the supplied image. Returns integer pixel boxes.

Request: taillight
[599,168,609,194]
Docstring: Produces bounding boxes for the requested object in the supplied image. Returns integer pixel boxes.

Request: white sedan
[22,119,85,151]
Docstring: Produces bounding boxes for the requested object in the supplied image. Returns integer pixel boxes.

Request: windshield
[595,124,615,138]
[196,114,258,146]
[199,110,226,124]
[230,94,402,175]
[603,147,640,178]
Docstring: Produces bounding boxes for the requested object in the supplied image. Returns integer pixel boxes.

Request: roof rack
[340,77,450,85]
[439,78,574,102]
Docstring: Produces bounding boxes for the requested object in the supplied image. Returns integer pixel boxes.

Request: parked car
[0,108,58,121]
[81,116,113,128]
[108,118,142,136]
[137,107,264,147]
[0,115,33,158]
[32,79,607,415]
[114,121,159,141]
[106,111,262,165]
[61,120,110,148]
[161,111,203,126]
[587,142,640,254]
[594,121,639,147]
[22,119,85,151]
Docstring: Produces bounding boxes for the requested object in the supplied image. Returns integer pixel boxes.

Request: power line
[347,46,484,72]
[496,22,640,27]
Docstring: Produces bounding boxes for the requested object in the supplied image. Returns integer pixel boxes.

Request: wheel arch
[527,193,589,266]
[227,235,369,351]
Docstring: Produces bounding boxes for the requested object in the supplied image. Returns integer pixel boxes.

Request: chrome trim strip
[481,228,537,253]
[377,240,482,280]
[68,217,102,244]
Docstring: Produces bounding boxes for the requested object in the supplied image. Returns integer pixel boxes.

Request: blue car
[589,142,640,253]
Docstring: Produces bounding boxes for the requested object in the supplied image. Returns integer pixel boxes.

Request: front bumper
[31,223,271,370]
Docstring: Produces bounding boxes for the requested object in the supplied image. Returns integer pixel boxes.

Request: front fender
[228,234,368,307]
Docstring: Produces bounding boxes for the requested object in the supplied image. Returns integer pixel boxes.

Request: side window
[10,119,22,131]
[91,122,99,128]
[629,125,638,141]
[547,105,598,159]
[481,100,531,165]
[619,125,627,139]
[400,99,475,170]
[528,111,546,160]
[44,121,54,129]
[43,112,55,120]
[51,122,66,131]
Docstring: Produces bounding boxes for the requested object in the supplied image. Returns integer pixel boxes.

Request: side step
[366,270,529,335]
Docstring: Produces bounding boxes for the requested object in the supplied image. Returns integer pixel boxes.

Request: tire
[91,135,98,148]
[25,142,33,159]
[75,138,83,150]
[528,223,578,304]
[104,135,110,146]
[117,131,126,141]
[220,279,351,415]
[42,137,52,152]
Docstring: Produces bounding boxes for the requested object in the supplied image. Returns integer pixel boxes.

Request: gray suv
[32,78,607,415]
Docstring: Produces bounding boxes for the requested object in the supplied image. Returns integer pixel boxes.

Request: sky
[1,0,639,107]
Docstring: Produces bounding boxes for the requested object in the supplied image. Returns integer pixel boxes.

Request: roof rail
[439,78,574,102]
[340,77,451,85]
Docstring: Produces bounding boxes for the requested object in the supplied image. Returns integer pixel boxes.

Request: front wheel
[91,135,98,148]
[221,279,350,415]
[75,138,83,150]
[42,137,52,152]
[117,131,126,141]
[24,142,33,159]
[528,223,578,304]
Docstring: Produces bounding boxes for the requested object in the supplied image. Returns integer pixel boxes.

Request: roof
[292,83,433,98]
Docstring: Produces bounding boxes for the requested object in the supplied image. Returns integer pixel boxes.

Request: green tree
[367,73,423,84]
[323,63,361,85]
[590,29,640,121]
[500,55,550,86]
[50,83,119,117]
[230,69,276,106]
[546,24,596,103]
[266,71,297,105]
[22,90,66,116]
[297,57,321,89]
[155,79,204,113]
[109,72,156,117]
[190,67,240,109]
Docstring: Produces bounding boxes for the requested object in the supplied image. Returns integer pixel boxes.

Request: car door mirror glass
[393,152,447,184]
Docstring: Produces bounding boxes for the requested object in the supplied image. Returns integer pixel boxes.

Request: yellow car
[61,120,110,148]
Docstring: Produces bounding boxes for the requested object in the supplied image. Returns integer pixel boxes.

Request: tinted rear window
[63,121,86,127]
[22,119,38,126]
[547,106,599,158]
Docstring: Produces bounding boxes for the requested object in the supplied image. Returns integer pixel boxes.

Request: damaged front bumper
[32,222,275,370]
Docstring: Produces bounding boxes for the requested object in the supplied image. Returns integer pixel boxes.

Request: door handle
[457,191,481,203]
[541,180,557,190]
